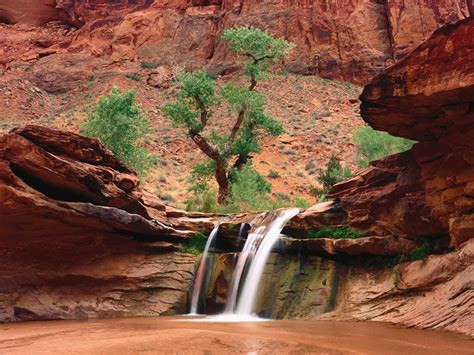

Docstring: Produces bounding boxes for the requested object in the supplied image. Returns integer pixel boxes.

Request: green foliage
[223,27,294,81]
[293,195,310,209]
[401,243,431,262]
[185,162,309,213]
[162,27,292,203]
[267,170,280,179]
[140,61,157,69]
[178,233,208,255]
[305,227,366,239]
[162,71,217,133]
[226,163,273,211]
[81,88,155,179]
[354,126,416,167]
[314,155,352,196]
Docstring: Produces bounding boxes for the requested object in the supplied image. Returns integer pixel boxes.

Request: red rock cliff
[329,17,474,248]
[0,0,471,83]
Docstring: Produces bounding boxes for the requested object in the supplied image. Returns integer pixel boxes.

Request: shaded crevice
[10,163,92,203]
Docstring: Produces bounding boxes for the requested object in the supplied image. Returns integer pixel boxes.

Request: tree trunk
[215,160,230,204]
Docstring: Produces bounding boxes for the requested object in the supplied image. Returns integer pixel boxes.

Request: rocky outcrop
[202,239,473,336]
[0,125,211,321]
[328,18,474,248]
[318,238,474,337]
[1,1,471,83]
[0,0,62,25]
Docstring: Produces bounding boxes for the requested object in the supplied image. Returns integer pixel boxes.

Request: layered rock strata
[0,125,205,321]
[328,18,474,248]
[0,1,471,83]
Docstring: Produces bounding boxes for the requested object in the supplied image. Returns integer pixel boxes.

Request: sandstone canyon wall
[0,0,471,83]
[329,17,474,248]
[0,125,211,321]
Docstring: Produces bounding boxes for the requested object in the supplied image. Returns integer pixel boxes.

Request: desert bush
[81,88,155,179]
[354,126,415,167]
[315,155,352,195]
[140,61,157,69]
[267,170,280,179]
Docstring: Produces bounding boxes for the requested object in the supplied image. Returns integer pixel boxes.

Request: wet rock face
[203,239,473,337]
[330,18,474,248]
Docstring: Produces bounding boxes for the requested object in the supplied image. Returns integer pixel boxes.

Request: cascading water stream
[187,208,299,321]
[189,225,219,315]
[225,208,299,316]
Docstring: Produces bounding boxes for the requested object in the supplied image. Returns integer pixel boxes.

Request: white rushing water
[226,208,300,316]
[187,208,299,321]
[189,225,219,315]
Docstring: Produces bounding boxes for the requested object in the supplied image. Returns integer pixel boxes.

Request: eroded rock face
[329,18,474,248]
[318,239,474,337]
[0,125,210,321]
[203,239,473,336]
[2,1,470,83]
[0,0,62,25]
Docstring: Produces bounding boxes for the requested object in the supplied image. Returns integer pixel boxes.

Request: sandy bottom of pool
[0,316,472,354]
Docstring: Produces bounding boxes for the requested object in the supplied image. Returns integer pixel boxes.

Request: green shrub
[140,61,157,69]
[306,227,365,239]
[179,233,208,255]
[267,170,280,179]
[81,88,155,179]
[315,155,352,195]
[185,162,310,213]
[126,73,141,82]
[293,195,310,208]
[354,126,415,167]
[401,243,431,262]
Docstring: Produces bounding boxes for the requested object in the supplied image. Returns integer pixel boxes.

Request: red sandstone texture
[0,0,471,83]
[329,18,474,248]
[0,125,212,321]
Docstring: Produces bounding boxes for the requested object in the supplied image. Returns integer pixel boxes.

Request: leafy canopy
[162,27,293,207]
[81,88,155,179]
[223,27,294,81]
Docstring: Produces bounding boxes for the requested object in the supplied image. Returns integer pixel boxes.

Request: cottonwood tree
[162,27,293,203]
[82,88,155,179]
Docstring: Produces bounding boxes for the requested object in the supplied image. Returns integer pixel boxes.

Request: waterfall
[226,208,300,316]
[189,225,219,315]
[188,208,299,320]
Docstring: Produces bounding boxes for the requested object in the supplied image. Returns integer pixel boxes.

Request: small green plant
[267,170,280,179]
[293,195,309,208]
[402,243,431,262]
[81,88,155,179]
[315,156,352,196]
[179,233,208,255]
[140,61,157,69]
[354,126,415,167]
[126,73,141,82]
[306,227,365,239]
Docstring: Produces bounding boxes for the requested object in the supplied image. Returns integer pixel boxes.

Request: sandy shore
[0,317,472,354]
